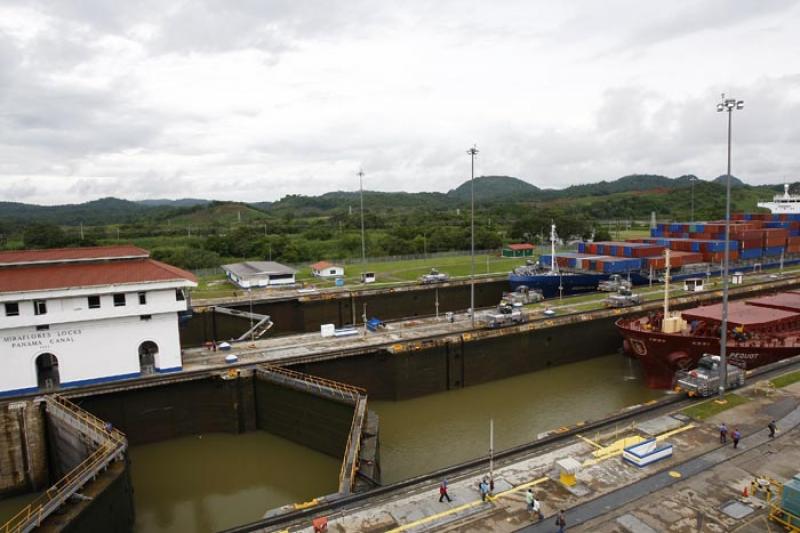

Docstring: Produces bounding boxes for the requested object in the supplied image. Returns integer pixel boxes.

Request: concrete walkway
[517,396,800,532]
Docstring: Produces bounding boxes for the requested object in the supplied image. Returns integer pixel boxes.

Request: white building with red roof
[0,245,197,397]
[310,260,344,278]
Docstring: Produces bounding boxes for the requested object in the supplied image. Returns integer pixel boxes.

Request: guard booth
[731,271,744,285]
[683,278,705,292]
[361,272,376,284]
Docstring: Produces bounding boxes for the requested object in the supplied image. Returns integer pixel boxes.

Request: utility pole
[358,169,366,263]
[80,222,84,240]
[467,145,479,328]
[716,94,744,399]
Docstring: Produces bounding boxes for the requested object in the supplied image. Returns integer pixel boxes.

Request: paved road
[517,402,800,532]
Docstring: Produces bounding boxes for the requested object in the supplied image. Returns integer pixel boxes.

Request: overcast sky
[1,1,799,205]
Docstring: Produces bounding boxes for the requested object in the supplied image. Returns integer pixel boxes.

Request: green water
[2,353,661,532]
[0,492,40,526]
[372,353,664,483]
[129,432,340,533]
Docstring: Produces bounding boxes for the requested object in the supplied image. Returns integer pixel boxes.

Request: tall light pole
[689,176,697,223]
[467,145,479,328]
[358,168,366,263]
[716,94,744,398]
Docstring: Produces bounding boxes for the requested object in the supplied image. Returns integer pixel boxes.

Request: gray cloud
[0,1,799,206]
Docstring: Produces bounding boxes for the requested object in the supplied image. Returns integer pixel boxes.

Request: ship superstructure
[757,184,800,214]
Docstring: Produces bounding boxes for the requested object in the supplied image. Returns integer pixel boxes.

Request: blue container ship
[508,223,800,298]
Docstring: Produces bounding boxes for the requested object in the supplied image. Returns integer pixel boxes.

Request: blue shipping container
[764,246,785,257]
[740,248,762,259]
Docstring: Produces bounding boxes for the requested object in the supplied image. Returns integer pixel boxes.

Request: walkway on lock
[517,398,800,532]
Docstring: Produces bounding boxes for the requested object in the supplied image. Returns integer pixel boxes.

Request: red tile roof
[0,258,197,293]
[311,261,337,270]
[506,243,535,250]
[0,245,149,266]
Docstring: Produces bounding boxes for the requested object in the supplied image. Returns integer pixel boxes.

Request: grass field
[192,253,528,299]
[771,370,800,388]
[681,393,749,420]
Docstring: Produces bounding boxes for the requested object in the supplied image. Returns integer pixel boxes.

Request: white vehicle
[501,285,544,305]
[674,355,745,397]
[604,288,643,308]
[598,274,632,292]
[420,268,449,284]
[486,304,527,328]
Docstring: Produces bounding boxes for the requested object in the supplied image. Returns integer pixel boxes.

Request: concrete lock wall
[74,376,255,445]
[54,460,135,533]
[0,401,49,496]
[74,373,358,461]
[253,377,356,459]
[295,316,625,400]
[180,279,509,346]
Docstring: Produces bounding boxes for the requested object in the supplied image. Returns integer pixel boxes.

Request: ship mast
[550,223,557,274]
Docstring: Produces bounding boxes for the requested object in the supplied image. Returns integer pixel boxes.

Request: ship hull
[616,320,800,389]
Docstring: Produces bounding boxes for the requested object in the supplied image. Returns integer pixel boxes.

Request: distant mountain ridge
[136,198,210,207]
[0,174,779,227]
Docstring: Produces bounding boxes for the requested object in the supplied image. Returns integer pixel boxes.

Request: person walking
[555,509,566,533]
[525,489,535,515]
[732,428,741,449]
[530,491,543,520]
[479,479,489,502]
[768,420,777,438]
[439,479,452,502]
[719,422,728,444]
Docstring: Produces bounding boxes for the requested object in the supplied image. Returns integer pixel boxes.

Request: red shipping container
[739,238,762,249]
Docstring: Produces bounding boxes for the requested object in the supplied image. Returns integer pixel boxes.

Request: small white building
[311,261,344,278]
[222,261,297,288]
[0,245,197,398]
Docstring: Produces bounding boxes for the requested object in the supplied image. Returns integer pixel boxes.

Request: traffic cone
[742,486,748,497]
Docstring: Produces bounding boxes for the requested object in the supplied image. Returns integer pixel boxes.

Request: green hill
[0,197,163,226]
[446,176,540,202]
[162,201,269,226]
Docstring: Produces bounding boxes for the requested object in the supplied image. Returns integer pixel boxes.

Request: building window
[113,293,126,307]
[140,314,152,321]
[36,324,49,331]
[88,295,101,309]
[138,292,147,305]
[4,302,19,316]
[175,289,185,301]
[34,300,47,315]
[329,269,336,275]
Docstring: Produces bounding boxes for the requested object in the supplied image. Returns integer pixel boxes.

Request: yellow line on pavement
[576,434,603,449]
[385,477,549,533]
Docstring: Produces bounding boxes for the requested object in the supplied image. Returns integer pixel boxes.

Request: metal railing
[0,396,127,533]
[257,364,366,405]
[338,395,367,495]
[256,364,367,495]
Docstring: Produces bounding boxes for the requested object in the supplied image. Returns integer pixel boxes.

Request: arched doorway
[35,353,60,390]
[138,341,158,374]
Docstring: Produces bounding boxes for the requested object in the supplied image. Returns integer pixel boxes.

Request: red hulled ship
[617,290,800,389]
